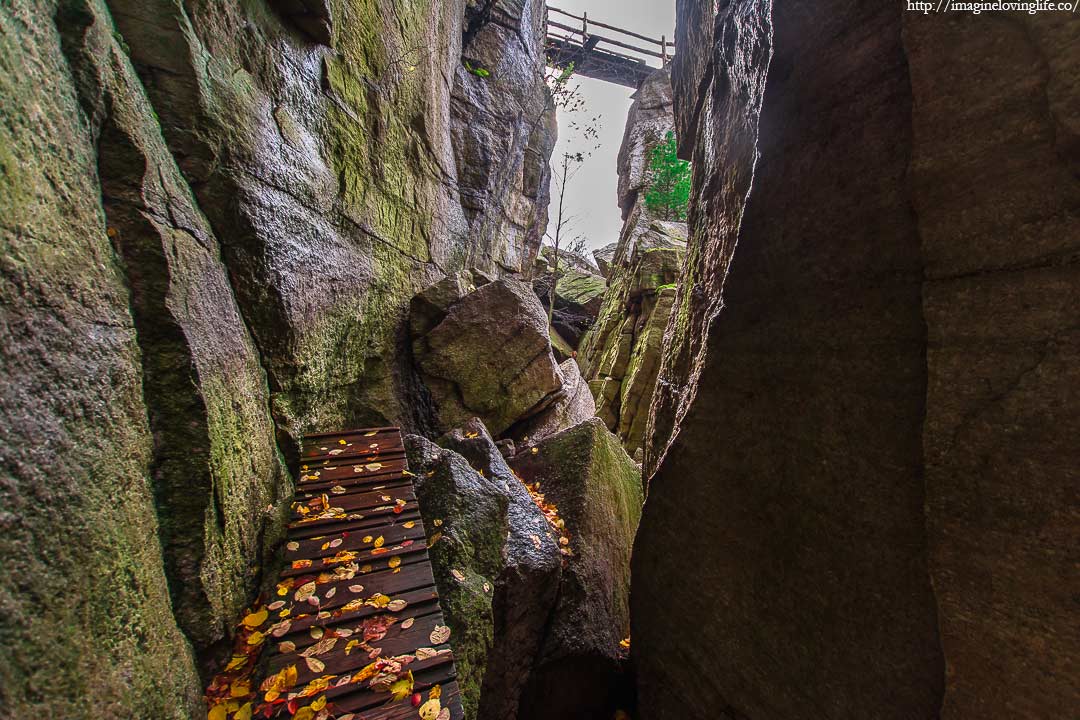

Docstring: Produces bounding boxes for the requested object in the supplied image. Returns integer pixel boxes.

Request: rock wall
[0,0,554,715]
[634,2,1079,719]
[578,67,687,458]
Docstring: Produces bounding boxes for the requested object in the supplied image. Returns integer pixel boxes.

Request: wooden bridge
[206,427,464,720]
[546,5,673,88]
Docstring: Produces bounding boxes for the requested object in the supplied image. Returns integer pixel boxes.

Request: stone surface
[617,66,675,219]
[511,418,643,720]
[0,0,555,714]
[404,434,509,719]
[905,10,1080,719]
[634,2,1079,719]
[508,359,597,444]
[453,0,556,274]
[578,69,687,457]
[436,419,563,720]
[593,242,618,279]
[413,278,564,436]
[533,266,607,347]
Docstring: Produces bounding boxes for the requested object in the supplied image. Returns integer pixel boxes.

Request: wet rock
[577,68,687,457]
[268,0,332,44]
[511,418,643,720]
[412,278,563,436]
[508,359,597,445]
[404,434,509,718]
[453,0,556,273]
[617,66,675,219]
[436,419,563,720]
[533,267,608,347]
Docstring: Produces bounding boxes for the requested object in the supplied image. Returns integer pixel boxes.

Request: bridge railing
[547,5,673,68]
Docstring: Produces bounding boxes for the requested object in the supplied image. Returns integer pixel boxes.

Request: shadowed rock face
[511,418,642,720]
[634,2,1079,719]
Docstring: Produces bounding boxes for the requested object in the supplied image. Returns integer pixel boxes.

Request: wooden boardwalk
[256,427,464,720]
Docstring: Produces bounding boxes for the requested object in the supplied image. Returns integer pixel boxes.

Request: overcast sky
[546,0,677,252]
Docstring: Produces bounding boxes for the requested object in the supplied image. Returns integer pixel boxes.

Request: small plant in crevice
[644,130,691,222]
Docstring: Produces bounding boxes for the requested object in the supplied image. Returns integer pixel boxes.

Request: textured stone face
[511,418,643,720]
[578,66,688,458]
[905,11,1080,719]
[413,278,564,436]
[634,1,1080,719]
[0,0,555,713]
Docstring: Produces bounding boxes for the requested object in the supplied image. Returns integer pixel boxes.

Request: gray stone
[413,278,563,436]
[511,418,642,720]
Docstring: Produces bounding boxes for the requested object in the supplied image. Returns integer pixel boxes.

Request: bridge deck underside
[546,37,655,88]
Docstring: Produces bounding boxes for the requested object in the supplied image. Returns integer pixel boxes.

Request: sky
[545,0,677,252]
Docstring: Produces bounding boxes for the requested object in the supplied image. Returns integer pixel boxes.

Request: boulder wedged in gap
[510,418,643,720]
[436,419,564,720]
[411,277,564,436]
[405,420,562,720]
[506,359,596,447]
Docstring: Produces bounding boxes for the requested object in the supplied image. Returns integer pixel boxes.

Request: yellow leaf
[293,709,315,720]
[345,639,360,655]
[225,655,247,671]
[373,536,385,549]
[433,519,443,527]
[388,556,401,569]
[242,608,268,628]
[311,695,327,711]
[403,521,416,529]
[338,439,347,445]
[368,593,390,608]
[235,703,253,720]
[430,684,442,699]
[310,626,324,639]
[419,697,442,720]
[389,671,414,701]
[362,535,373,543]
[229,679,251,697]
[246,631,265,646]
[208,705,227,720]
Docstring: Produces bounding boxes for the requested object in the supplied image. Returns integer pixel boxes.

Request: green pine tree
[643,131,691,222]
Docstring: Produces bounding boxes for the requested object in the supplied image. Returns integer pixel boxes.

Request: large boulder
[437,419,563,720]
[412,278,564,435]
[508,359,597,445]
[405,421,562,720]
[510,418,643,720]
[533,267,608,348]
[593,242,618,279]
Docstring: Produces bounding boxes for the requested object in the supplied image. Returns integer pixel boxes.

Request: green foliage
[643,131,691,222]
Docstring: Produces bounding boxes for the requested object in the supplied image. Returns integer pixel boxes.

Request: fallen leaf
[530,534,542,549]
[301,636,338,658]
[451,569,465,582]
[430,625,451,644]
[362,535,373,544]
[246,631,265,646]
[419,697,442,720]
[331,485,347,494]
[415,647,438,660]
[430,684,442,699]
[387,599,408,612]
[296,582,317,602]
[242,608,268,628]
[279,641,296,653]
[330,538,343,548]
[286,541,300,551]
[403,521,416,529]
[310,627,324,640]
[268,600,285,611]
[304,656,325,673]
[433,519,443,527]
[388,556,401,569]
[349,584,364,593]
[373,536,385,549]
[401,617,415,629]
[208,705,227,720]
[437,708,450,720]
[389,671,415,701]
